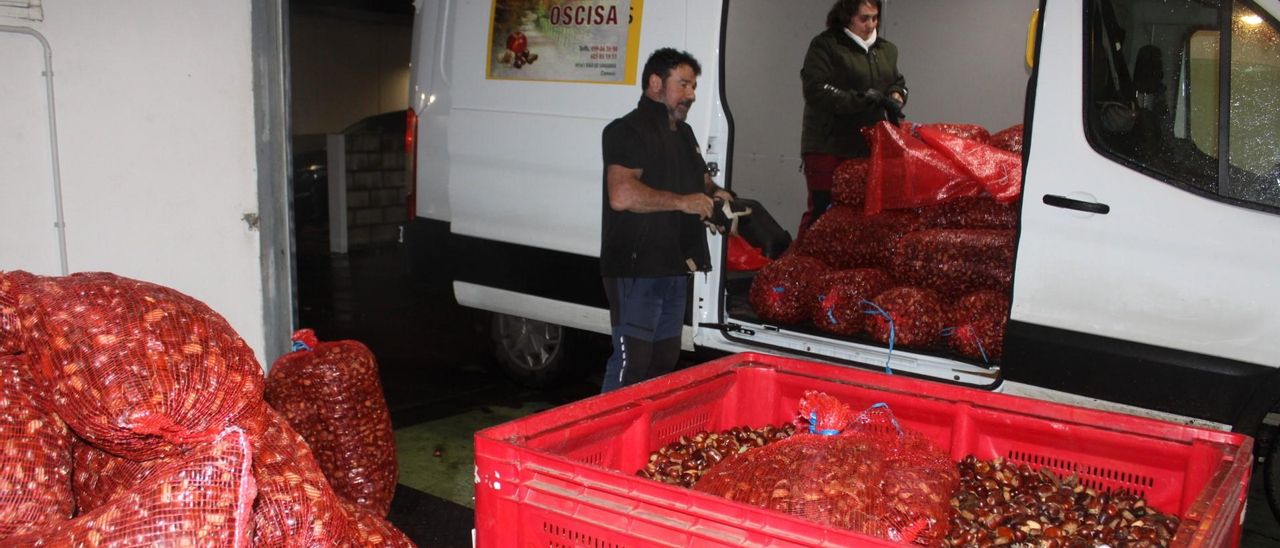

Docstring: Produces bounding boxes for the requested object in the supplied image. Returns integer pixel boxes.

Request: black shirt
[600,96,711,277]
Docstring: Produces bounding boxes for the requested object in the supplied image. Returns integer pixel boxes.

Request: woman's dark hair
[641,48,701,89]
[826,0,881,30]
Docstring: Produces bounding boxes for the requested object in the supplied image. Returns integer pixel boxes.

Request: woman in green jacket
[798,0,907,236]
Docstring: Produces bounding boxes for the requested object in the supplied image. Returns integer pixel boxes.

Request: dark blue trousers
[601,276,686,393]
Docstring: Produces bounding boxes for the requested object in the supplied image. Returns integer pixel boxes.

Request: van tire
[491,313,572,388]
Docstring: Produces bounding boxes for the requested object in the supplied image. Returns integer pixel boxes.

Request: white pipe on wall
[0,24,68,275]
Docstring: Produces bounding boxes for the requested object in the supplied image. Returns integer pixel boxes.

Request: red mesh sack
[6,426,256,547]
[0,271,267,461]
[890,229,1015,300]
[793,206,920,269]
[989,123,1025,153]
[340,498,419,546]
[831,158,869,207]
[252,407,414,547]
[265,329,398,516]
[864,121,981,214]
[71,437,155,514]
[811,269,892,336]
[748,255,830,325]
[917,125,1022,203]
[727,234,771,271]
[0,354,73,540]
[918,197,1018,229]
[864,287,948,348]
[694,393,957,545]
[919,122,991,144]
[946,291,1011,362]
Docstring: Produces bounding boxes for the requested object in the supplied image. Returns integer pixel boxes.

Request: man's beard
[669,100,693,121]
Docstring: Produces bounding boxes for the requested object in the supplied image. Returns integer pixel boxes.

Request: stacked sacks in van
[0,271,414,547]
[748,122,1023,363]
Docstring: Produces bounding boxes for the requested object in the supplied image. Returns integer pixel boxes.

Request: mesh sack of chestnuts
[694,392,958,546]
[6,426,256,547]
[748,255,830,325]
[864,286,949,349]
[265,329,398,516]
[989,123,1025,154]
[917,197,1018,230]
[251,406,415,547]
[0,353,74,540]
[71,436,156,515]
[831,158,869,208]
[0,270,267,461]
[811,269,892,337]
[889,229,1016,301]
[945,290,1011,363]
[792,206,921,270]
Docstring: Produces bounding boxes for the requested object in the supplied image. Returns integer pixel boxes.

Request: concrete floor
[298,242,1280,547]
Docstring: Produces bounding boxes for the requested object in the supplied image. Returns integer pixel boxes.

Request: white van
[405,0,1280,517]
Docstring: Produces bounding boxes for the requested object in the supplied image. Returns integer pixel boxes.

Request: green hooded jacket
[800,28,908,158]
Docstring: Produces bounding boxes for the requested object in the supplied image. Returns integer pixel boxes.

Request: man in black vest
[599,48,733,393]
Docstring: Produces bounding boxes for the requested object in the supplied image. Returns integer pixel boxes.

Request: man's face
[650,64,698,123]
[848,3,879,40]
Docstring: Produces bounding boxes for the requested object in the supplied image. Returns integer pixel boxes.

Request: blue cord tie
[808,411,841,436]
[291,340,312,352]
[772,286,785,293]
[822,294,838,325]
[861,299,894,375]
[940,326,990,365]
[868,402,905,435]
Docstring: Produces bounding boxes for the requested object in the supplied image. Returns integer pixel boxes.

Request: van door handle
[1043,194,1110,214]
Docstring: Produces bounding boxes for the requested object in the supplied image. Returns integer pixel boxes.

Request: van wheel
[491,313,570,388]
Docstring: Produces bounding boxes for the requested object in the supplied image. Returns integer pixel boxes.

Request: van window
[1087,0,1280,209]
[1226,2,1280,206]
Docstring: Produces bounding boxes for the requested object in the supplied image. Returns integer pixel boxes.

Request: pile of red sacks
[0,271,413,546]
[749,123,1023,363]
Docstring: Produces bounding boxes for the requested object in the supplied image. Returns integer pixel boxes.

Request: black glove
[862,88,886,107]
[883,96,904,126]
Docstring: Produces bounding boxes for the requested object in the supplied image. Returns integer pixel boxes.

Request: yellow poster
[487,0,644,84]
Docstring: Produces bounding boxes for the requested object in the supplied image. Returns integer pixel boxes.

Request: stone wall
[344,127,407,248]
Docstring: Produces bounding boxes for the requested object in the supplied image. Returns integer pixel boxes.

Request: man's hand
[884,96,904,125]
[679,193,715,219]
[863,88,886,107]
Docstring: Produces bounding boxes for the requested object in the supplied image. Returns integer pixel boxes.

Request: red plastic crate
[474,353,1252,547]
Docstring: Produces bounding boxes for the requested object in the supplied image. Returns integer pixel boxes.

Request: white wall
[885,0,1038,129]
[0,1,268,363]
[724,0,1037,234]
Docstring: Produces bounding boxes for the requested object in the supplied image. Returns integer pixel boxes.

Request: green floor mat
[394,402,557,508]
